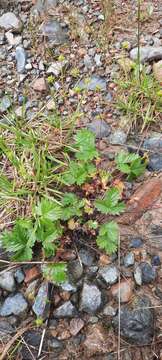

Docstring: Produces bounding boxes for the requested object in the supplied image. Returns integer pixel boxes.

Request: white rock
[5,31,22,46]
[0,12,22,32]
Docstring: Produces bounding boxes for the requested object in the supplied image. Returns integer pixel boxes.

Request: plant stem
[137,0,141,83]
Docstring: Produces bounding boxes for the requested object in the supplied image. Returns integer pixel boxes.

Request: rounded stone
[0,271,16,292]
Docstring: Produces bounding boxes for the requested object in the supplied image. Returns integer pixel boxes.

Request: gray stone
[143,136,162,150]
[60,281,77,292]
[68,259,83,281]
[0,271,16,292]
[148,153,162,171]
[130,46,162,63]
[124,252,135,267]
[103,304,117,316]
[40,20,69,46]
[109,130,127,144]
[0,13,23,33]
[0,293,28,316]
[48,338,63,350]
[129,237,143,248]
[87,119,111,138]
[78,76,106,91]
[32,282,49,319]
[14,269,25,284]
[15,46,27,73]
[140,262,156,284]
[80,283,101,314]
[0,96,11,113]
[98,265,118,285]
[53,301,77,318]
[0,319,15,340]
[113,296,154,345]
[32,0,57,16]
[78,248,95,267]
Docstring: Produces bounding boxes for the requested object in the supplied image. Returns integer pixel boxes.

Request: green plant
[116,66,162,132]
[115,151,146,180]
[0,123,146,282]
[96,221,119,254]
[95,187,125,215]
[42,263,67,283]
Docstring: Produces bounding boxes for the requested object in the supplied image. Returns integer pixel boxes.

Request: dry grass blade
[0,320,32,360]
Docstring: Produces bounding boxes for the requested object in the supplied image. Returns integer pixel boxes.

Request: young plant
[95,187,125,215]
[115,151,146,180]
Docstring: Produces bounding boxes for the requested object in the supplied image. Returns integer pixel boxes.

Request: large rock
[0,12,23,33]
[112,296,154,345]
[32,282,50,319]
[0,293,28,316]
[0,271,16,292]
[40,20,69,46]
[80,283,101,314]
[153,60,162,84]
[143,136,162,150]
[130,46,162,63]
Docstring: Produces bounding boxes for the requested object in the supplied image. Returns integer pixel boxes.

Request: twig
[37,283,54,359]
[20,335,36,360]
[37,320,48,359]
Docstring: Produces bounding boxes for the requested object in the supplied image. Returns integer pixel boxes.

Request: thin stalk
[137,0,141,83]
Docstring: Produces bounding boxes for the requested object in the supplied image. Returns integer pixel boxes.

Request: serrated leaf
[35,198,62,221]
[61,192,85,220]
[1,219,36,261]
[130,158,146,178]
[36,220,62,257]
[96,221,119,254]
[62,161,96,186]
[42,263,67,283]
[95,187,125,215]
[74,129,98,162]
[115,151,146,179]
[116,151,139,166]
